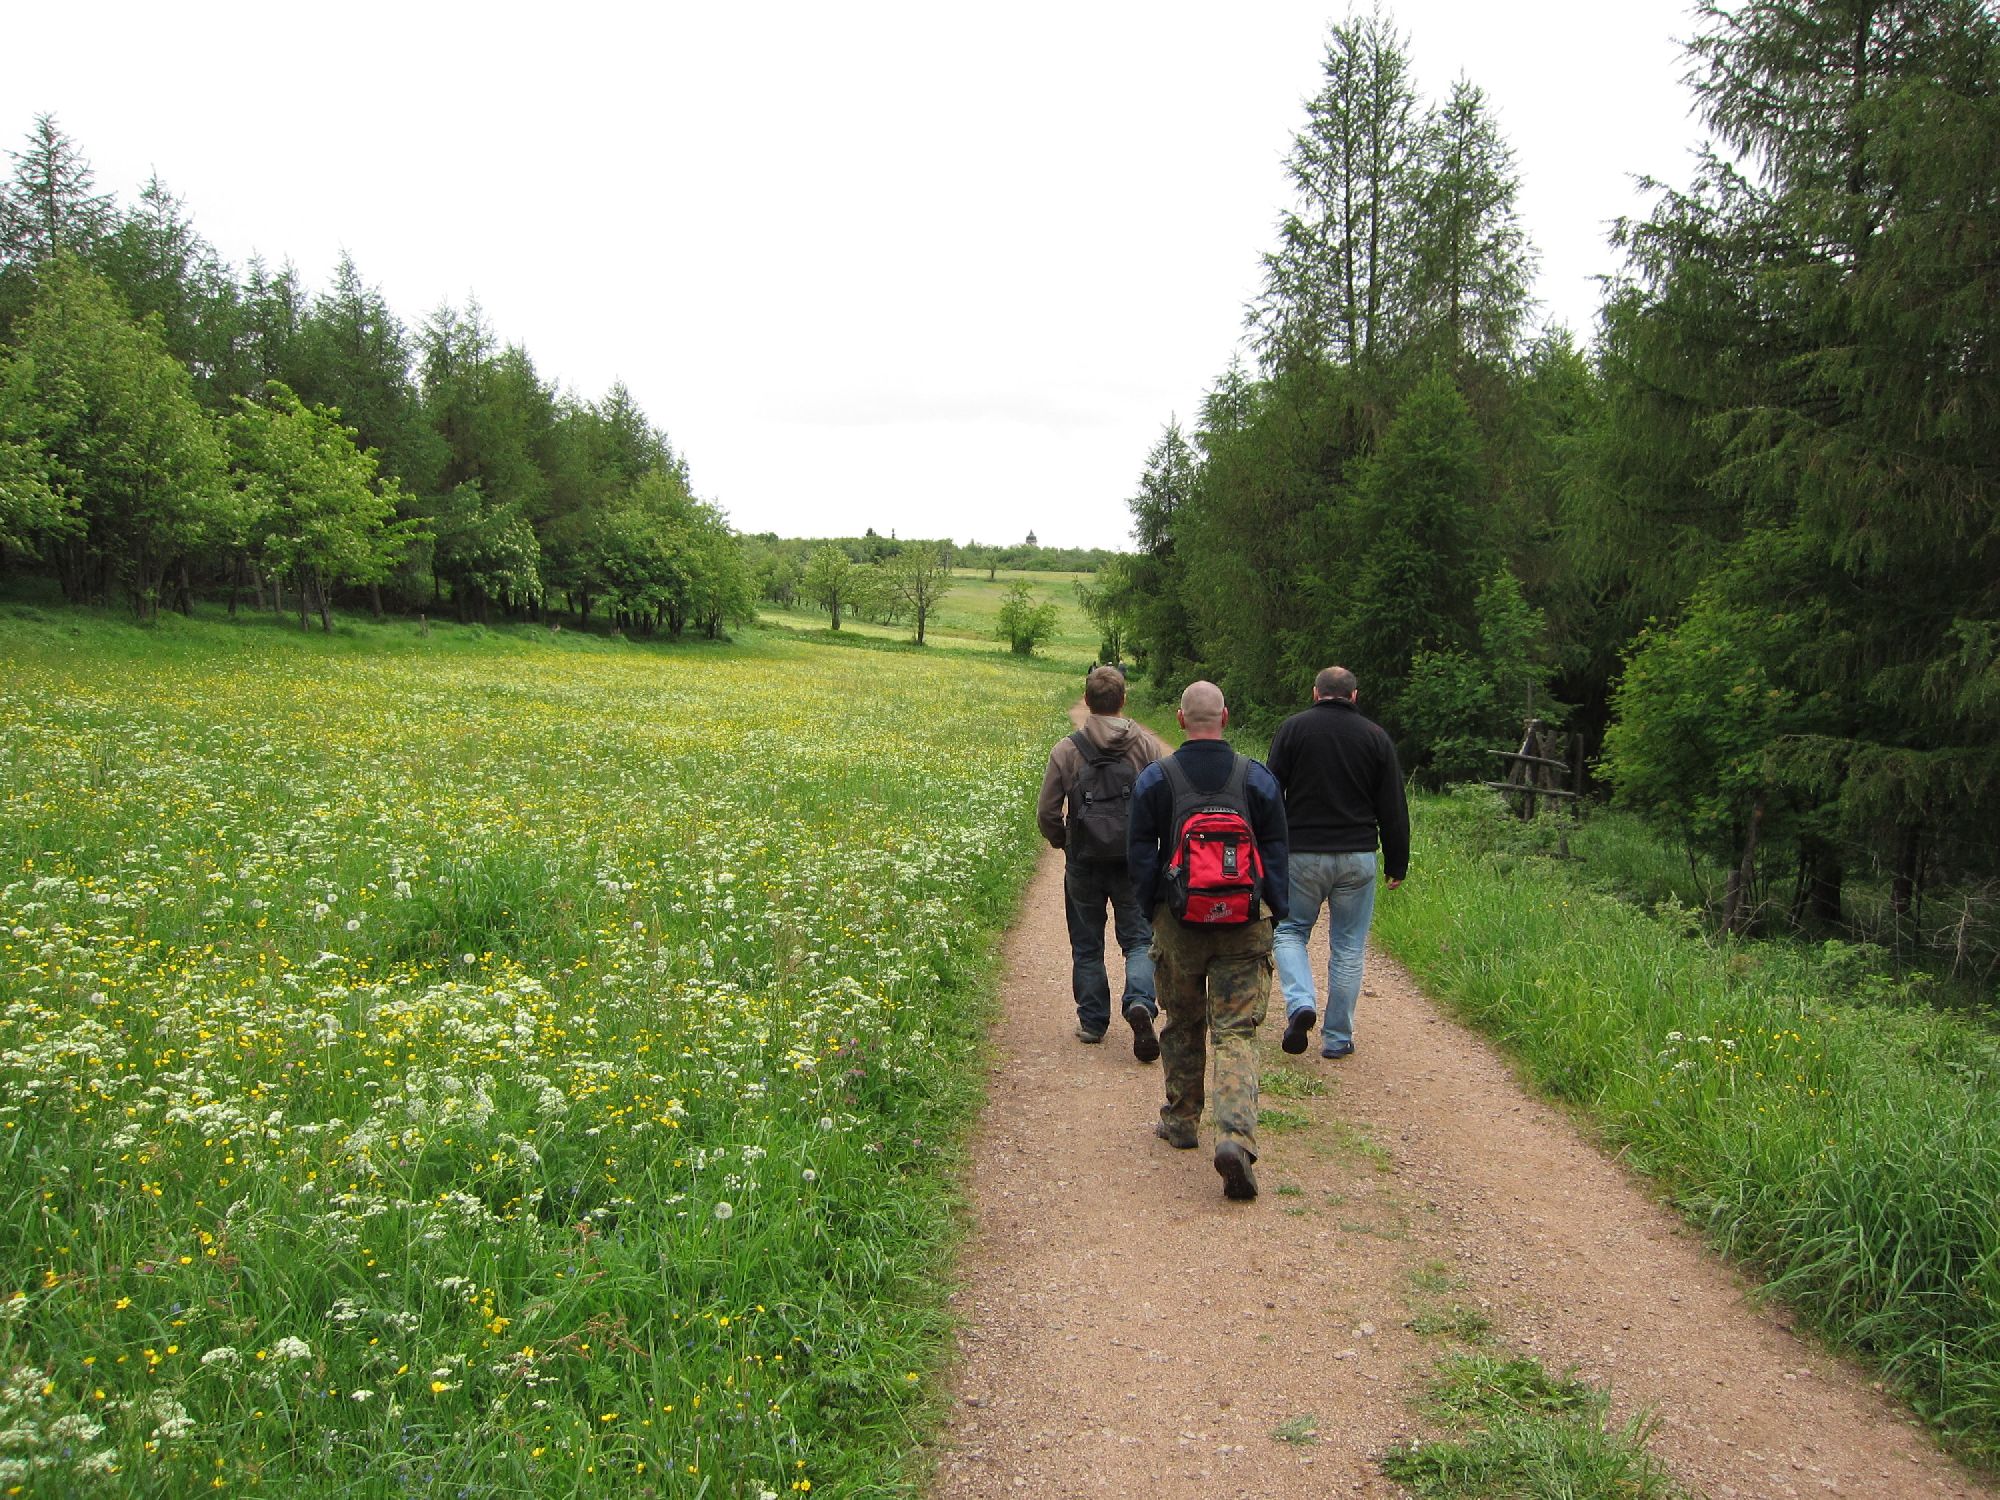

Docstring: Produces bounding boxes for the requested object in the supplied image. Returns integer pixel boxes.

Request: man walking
[1037,665,1171,1061]
[1266,666,1410,1060]
[1128,681,1289,1200]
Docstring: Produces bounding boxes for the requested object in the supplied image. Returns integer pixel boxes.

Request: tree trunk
[1722,798,1765,936]
[1890,824,1922,919]
[1791,835,1845,932]
[317,573,332,633]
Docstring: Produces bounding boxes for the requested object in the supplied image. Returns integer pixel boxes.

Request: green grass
[1381,1354,1686,1499]
[1270,1412,1319,1445]
[1260,1063,1329,1099]
[1407,1305,1493,1341]
[762,569,1101,667]
[0,605,1070,1496]
[1376,787,2000,1466]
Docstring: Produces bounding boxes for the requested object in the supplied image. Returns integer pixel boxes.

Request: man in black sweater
[1265,666,1410,1059]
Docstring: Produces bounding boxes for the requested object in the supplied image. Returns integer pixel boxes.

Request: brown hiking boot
[1214,1139,1258,1201]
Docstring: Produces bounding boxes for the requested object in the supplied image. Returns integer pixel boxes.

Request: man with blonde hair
[1127,681,1289,1200]
[1037,664,1171,1059]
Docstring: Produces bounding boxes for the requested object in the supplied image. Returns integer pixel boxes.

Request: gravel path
[929,844,1991,1499]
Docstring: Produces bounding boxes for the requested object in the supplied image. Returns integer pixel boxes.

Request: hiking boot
[1214,1139,1258,1201]
[1321,1041,1354,1059]
[1075,1024,1106,1044]
[1153,1118,1197,1150]
[1125,1003,1160,1064]
[1281,1006,1316,1055]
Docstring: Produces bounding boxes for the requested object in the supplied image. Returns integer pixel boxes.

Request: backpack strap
[1070,728,1117,766]
[1220,752,1251,809]
[1160,752,1204,842]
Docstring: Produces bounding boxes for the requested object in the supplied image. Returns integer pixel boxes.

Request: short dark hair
[1315,665,1358,700]
[1084,665,1128,715]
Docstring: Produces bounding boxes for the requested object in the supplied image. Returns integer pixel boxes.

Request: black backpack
[1064,730,1139,863]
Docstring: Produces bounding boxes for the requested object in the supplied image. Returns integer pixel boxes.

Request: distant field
[0,606,1066,1496]
[762,569,1102,666]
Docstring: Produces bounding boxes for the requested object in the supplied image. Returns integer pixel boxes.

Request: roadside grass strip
[1374,788,2000,1466]
[1382,1353,1686,1499]
[0,612,1058,1496]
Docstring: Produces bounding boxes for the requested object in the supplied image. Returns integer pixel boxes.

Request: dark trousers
[1064,857,1158,1035]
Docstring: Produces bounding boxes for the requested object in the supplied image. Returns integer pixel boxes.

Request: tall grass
[1374,789,2000,1465]
[0,606,1064,1496]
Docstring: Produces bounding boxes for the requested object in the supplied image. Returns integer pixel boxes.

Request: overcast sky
[17,2,1707,551]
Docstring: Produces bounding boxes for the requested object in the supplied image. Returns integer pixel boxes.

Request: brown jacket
[1036,714,1172,852]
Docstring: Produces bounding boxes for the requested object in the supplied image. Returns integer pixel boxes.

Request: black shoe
[1214,1139,1258,1201]
[1321,1041,1354,1059]
[1125,1003,1160,1064]
[1075,1025,1106,1044]
[1281,1007,1316,1055]
[1153,1119,1197,1150]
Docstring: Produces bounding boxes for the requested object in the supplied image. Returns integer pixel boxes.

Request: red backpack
[1160,754,1264,925]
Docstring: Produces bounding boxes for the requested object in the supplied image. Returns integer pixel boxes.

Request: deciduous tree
[883,543,953,645]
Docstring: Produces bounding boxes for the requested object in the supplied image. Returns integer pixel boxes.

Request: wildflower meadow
[0,612,1064,1496]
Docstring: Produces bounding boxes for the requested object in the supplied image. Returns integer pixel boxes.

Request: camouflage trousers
[1150,909,1275,1155]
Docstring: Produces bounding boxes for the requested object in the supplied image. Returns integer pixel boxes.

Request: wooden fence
[1484,719,1584,847]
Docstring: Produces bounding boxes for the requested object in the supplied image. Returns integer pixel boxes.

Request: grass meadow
[1374,789,2000,1467]
[760,571,1100,663]
[0,606,1067,1497]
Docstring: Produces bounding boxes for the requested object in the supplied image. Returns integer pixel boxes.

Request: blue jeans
[1064,858,1157,1035]
[1273,851,1377,1049]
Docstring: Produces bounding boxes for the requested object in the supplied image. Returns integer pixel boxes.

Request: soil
[928,843,1994,1499]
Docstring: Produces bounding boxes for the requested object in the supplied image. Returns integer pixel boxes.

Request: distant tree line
[1108,1,2000,950]
[741,529,1120,613]
[0,116,751,637]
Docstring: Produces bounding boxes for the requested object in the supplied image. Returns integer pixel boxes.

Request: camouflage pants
[1150,909,1275,1155]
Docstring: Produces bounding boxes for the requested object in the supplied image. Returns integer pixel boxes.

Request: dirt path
[930,846,1991,1499]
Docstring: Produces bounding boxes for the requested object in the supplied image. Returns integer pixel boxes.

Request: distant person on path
[1128,681,1289,1201]
[1037,665,1171,1061]
[1266,665,1410,1060]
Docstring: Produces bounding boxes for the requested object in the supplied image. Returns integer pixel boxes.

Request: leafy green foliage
[9,255,227,615]
[994,579,1059,655]
[802,544,862,630]
[882,543,954,646]
[228,381,412,629]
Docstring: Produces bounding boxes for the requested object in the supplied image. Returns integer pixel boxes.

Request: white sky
[16,2,1706,551]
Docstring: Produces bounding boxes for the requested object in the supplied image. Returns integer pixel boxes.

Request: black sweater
[1265,698,1410,878]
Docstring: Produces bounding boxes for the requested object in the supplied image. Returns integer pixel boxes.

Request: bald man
[1127,681,1290,1201]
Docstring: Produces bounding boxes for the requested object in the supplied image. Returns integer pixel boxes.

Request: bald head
[1178,680,1227,739]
